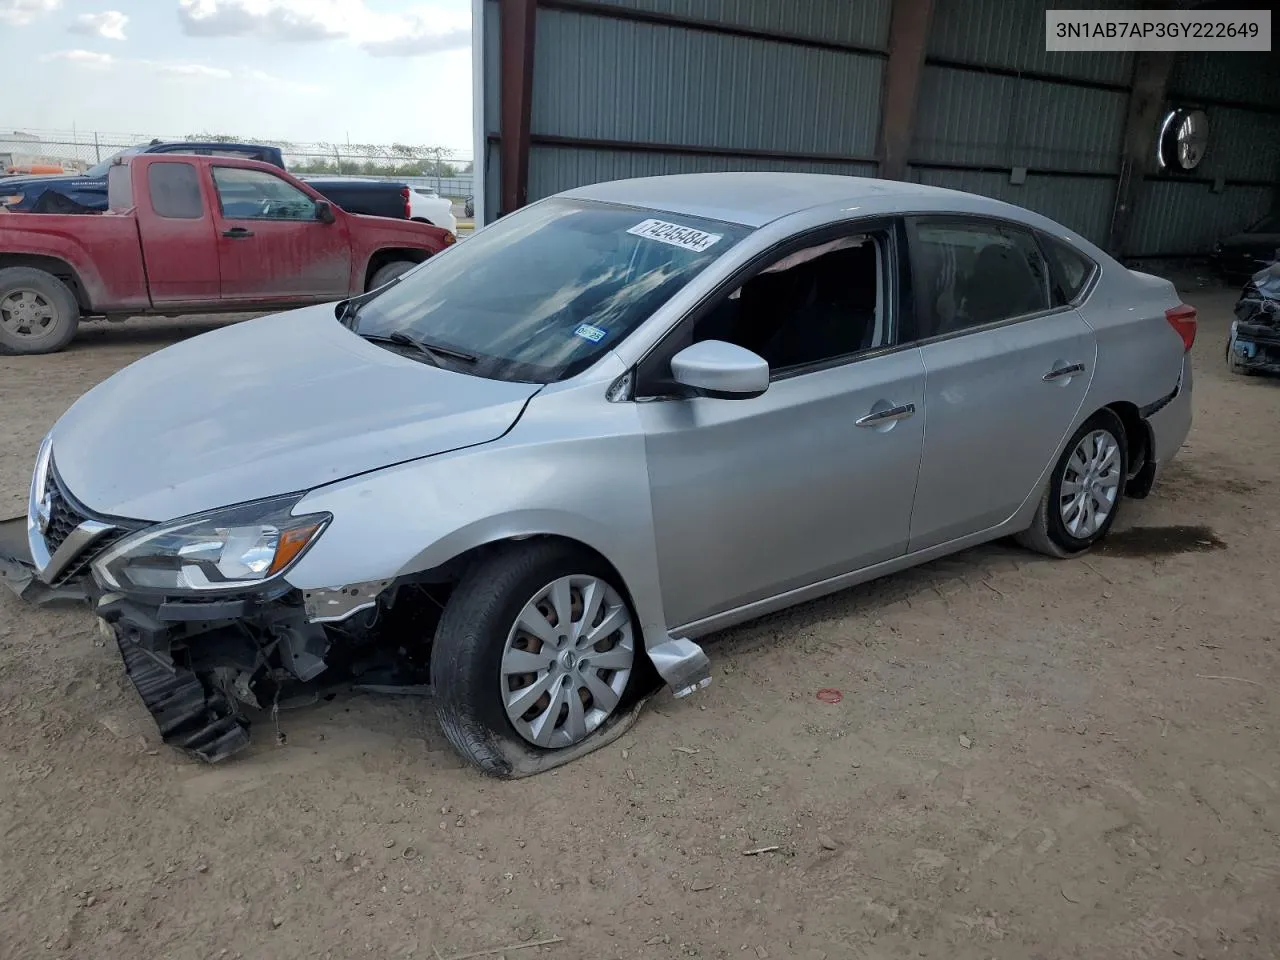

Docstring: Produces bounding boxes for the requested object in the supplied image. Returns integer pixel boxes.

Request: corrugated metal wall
[481,0,1279,258]
[1129,51,1280,256]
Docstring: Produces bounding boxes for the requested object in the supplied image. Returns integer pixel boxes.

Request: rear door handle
[855,402,916,428]
[1043,362,1086,382]
[222,227,255,239]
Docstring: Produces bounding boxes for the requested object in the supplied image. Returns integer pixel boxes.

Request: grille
[42,481,86,556]
[41,468,133,585]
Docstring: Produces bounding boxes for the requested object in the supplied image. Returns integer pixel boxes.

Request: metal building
[471,0,1279,260]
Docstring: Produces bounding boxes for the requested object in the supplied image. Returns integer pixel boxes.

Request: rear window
[147,162,203,219]
[1039,234,1096,305]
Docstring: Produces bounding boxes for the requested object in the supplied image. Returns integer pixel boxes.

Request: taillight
[401,186,411,220]
[1165,303,1197,351]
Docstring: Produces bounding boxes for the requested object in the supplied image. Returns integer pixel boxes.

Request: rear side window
[147,162,203,219]
[910,219,1051,339]
[1039,233,1097,305]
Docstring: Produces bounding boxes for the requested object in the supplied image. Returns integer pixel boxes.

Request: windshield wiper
[363,331,478,368]
[388,332,478,363]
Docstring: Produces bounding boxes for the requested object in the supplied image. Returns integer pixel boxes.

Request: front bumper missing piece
[2,515,714,770]
[2,515,253,762]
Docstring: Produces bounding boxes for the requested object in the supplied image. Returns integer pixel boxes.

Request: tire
[367,261,416,292]
[0,267,80,356]
[431,541,641,776]
[1016,409,1129,559]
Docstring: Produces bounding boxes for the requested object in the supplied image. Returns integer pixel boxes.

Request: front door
[208,164,352,302]
[638,224,927,629]
[905,217,1097,551]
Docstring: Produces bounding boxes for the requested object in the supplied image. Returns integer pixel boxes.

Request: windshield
[87,147,141,178]
[1249,214,1280,234]
[352,198,750,382]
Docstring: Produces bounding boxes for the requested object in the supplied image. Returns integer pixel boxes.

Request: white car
[407,186,458,236]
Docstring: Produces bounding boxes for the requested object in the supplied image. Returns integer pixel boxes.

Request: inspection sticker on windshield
[627,218,723,253]
[574,323,608,343]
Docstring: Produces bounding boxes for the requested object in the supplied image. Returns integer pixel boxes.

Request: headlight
[93,494,330,594]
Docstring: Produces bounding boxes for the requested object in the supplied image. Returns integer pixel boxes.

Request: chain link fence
[1,128,475,198]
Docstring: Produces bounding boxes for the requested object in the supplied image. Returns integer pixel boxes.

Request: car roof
[561,172,1023,229]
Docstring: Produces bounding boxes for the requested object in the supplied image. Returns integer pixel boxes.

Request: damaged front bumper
[1229,320,1280,375]
[1,514,389,763]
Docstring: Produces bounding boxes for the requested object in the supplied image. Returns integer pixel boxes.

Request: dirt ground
[2,290,1279,960]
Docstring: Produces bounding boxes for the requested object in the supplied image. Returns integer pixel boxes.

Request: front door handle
[1043,362,1086,382]
[855,402,916,428]
[222,227,255,239]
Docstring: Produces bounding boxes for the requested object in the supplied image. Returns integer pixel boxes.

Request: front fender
[283,374,673,651]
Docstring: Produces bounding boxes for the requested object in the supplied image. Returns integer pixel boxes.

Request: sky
[1,0,475,153]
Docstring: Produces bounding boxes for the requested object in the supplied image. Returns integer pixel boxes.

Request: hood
[49,304,541,521]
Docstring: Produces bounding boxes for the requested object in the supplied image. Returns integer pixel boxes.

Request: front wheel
[1016,410,1128,558]
[430,542,639,776]
[0,267,80,356]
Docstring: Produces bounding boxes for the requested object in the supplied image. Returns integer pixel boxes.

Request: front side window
[911,220,1052,339]
[689,232,888,374]
[212,167,317,221]
[351,198,750,383]
[147,161,203,219]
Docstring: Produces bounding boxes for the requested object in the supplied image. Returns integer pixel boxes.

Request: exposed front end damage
[1230,264,1280,376]
[96,581,438,763]
[3,510,668,768]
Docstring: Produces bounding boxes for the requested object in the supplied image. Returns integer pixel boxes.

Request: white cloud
[69,10,129,40]
[0,0,60,26]
[177,0,470,57]
[38,48,323,94]
[153,61,233,80]
[40,49,114,68]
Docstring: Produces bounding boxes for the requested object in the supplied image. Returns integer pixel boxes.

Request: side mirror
[670,340,769,399]
[315,200,336,224]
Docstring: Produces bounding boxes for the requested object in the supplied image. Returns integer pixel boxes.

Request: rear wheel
[0,267,80,355]
[431,542,638,776]
[1016,410,1128,558]
[368,261,416,291]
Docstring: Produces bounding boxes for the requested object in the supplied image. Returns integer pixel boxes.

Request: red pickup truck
[0,154,453,355]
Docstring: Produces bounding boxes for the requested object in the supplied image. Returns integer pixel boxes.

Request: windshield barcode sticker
[627,219,723,253]
[574,323,608,343]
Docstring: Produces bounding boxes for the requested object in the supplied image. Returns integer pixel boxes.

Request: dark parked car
[1213,213,1280,284]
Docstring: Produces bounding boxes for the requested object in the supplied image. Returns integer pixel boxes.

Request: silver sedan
[2,173,1194,774]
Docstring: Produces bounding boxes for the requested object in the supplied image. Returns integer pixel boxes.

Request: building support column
[499,0,537,216]
[878,0,934,181]
[1107,49,1175,258]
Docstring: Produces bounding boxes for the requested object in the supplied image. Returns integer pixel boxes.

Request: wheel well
[1104,401,1150,478]
[405,534,642,636]
[364,248,430,291]
[0,254,88,311]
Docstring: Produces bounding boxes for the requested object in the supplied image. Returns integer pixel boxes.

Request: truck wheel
[431,541,640,776]
[0,267,80,356]
[368,261,416,291]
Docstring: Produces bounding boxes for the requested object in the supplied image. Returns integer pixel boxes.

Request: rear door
[207,163,352,302]
[905,216,1096,551]
[133,159,220,304]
